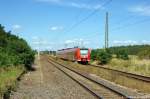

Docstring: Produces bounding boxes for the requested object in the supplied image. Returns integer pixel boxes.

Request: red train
[56,48,91,64]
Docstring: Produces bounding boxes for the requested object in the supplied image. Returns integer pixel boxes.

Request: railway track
[90,64,150,82]
[47,57,147,99]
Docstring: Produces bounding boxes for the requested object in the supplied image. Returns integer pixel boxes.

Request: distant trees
[0,24,35,70]
[41,50,56,55]
[91,45,150,65]
[138,49,150,59]
[109,45,150,60]
[109,45,150,55]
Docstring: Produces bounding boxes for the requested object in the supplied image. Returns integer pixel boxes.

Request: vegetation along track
[47,57,148,99]
[90,64,150,82]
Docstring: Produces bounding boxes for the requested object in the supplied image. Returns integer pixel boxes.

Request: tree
[91,50,97,60]
[138,49,150,59]
[116,49,129,60]
[97,49,112,64]
[0,24,35,70]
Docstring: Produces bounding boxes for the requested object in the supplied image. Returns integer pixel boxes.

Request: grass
[0,66,25,97]
[108,56,150,76]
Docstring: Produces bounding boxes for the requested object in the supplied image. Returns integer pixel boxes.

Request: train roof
[57,47,89,51]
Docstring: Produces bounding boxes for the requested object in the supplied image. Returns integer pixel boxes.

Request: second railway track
[90,64,150,82]
[47,57,148,99]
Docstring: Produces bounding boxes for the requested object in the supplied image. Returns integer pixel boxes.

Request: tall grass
[108,56,150,76]
[0,66,25,97]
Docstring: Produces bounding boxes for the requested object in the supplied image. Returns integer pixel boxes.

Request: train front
[77,48,91,64]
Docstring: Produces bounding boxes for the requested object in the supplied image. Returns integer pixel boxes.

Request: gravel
[10,56,96,99]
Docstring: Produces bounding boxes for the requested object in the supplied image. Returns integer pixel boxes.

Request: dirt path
[10,55,96,99]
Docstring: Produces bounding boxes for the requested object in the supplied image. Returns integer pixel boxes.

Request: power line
[62,0,112,35]
[61,0,150,48]
[105,12,109,49]
[53,0,109,47]
[72,18,150,47]
[61,0,93,37]
[111,17,150,32]
[80,16,150,47]
[74,0,93,21]
[110,0,150,31]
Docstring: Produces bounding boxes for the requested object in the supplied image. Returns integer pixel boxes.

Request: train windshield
[80,49,88,55]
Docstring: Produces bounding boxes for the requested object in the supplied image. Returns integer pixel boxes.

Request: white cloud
[12,24,21,30]
[32,36,39,40]
[64,38,89,48]
[112,40,150,46]
[113,40,138,46]
[65,40,75,44]
[69,2,102,10]
[129,5,150,16]
[50,26,63,31]
[142,40,150,44]
[36,0,103,10]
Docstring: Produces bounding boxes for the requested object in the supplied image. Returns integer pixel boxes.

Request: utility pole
[38,48,40,60]
[65,43,68,49]
[81,40,84,48]
[32,37,40,60]
[37,39,40,60]
[105,12,109,49]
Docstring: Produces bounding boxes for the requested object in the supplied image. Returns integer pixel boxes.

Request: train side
[56,48,90,63]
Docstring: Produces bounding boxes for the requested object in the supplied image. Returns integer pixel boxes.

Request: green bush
[91,50,97,60]
[97,49,112,64]
[0,24,35,70]
[116,50,129,60]
[138,49,150,59]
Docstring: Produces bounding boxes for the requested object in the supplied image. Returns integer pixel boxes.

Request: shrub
[97,49,112,64]
[0,24,35,70]
[91,50,97,60]
[116,49,129,60]
[138,49,150,59]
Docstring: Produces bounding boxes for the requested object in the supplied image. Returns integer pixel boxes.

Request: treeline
[0,24,35,70]
[109,45,150,59]
[41,50,56,55]
[91,45,150,64]
[109,45,150,55]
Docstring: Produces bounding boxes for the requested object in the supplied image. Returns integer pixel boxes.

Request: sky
[0,0,150,50]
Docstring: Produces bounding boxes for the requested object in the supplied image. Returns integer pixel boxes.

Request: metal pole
[105,12,109,49]
[38,45,40,60]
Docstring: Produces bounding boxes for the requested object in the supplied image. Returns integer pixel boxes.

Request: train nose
[82,55,88,58]
[81,55,88,61]
[81,58,87,61]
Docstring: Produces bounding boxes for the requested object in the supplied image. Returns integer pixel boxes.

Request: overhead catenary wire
[111,17,150,32]
[62,0,112,35]
[79,0,150,48]
[80,16,150,48]
[54,0,112,49]
[58,0,150,48]
[110,0,150,32]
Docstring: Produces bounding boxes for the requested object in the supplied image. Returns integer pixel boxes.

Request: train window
[80,49,88,55]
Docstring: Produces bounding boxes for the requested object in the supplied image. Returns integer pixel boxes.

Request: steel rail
[47,59,103,99]
[48,58,132,98]
[90,64,150,82]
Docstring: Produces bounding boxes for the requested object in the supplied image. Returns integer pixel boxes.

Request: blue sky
[0,0,150,50]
